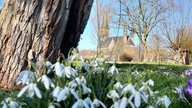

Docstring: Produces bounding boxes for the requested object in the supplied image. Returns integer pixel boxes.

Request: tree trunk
[0,0,93,89]
[143,44,148,62]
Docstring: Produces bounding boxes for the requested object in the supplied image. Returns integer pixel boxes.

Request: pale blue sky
[0,0,139,50]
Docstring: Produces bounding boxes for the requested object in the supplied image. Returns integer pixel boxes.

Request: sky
[0,0,139,51]
[77,0,140,50]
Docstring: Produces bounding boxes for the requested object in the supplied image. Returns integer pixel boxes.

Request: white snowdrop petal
[52,86,61,98]
[44,76,51,90]
[33,85,42,99]
[134,91,141,108]
[148,105,155,108]
[70,89,79,99]
[120,97,128,108]
[114,101,120,108]
[55,62,63,77]
[71,101,79,108]
[93,99,100,107]
[164,96,171,108]
[84,97,93,108]
[48,103,55,108]
[122,84,135,95]
[155,98,162,106]
[21,72,29,84]
[57,88,69,102]
[128,97,135,108]
[37,77,42,82]
[9,101,19,108]
[75,78,81,85]
[82,100,89,108]
[18,85,29,97]
[98,99,107,108]
[114,82,123,90]
[82,84,91,94]
[46,61,52,67]
[107,90,119,99]
[141,93,148,103]
[148,79,154,86]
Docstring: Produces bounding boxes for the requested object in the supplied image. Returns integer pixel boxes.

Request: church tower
[123,26,128,43]
[130,31,134,43]
[99,11,109,42]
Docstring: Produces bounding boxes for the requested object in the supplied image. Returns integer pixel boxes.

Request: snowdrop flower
[148,105,155,108]
[16,70,35,85]
[68,54,84,62]
[70,76,91,94]
[80,76,87,84]
[84,97,94,108]
[111,100,120,108]
[46,61,53,67]
[114,82,123,90]
[128,95,135,108]
[93,67,105,73]
[93,98,107,108]
[72,99,89,108]
[147,79,154,86]
[77,62,90,72]
[121,83,135,95]
[37,75,52,90]
[134,91,141,107]
[68,80,78,89]
[70,89,79,99]
[54,62,65,77]
[156,96,171,108]
[52,86,62,98]
[57,87,70,102]
[108,65,119,74]
[149,90,159,98]
[107,90,120,101]
[82,84,92,94]
[95,58,104,64]
[48,102,61,108]
[64,67,78,78]
[48,102,55,108]
[173,85,185,99]
[46,61,55,74]
[1,97,22,108]
[164,95,171,108]
[18,83,42,99]
[158,66,166,70]
[119,97,128,108]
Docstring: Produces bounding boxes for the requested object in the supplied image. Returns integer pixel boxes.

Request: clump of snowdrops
[1,54,171,108]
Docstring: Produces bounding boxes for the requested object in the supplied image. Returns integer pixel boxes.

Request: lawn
[115,62,192,107]
[1,60,192,108]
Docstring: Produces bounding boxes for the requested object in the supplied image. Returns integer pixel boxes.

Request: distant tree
[148,34,164,62]
[0,0,93,88]
[117,0,169,61]
[161,0,192,64]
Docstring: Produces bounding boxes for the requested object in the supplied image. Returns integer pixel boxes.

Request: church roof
[100,36,135,48]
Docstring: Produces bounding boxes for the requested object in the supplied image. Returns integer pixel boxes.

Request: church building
[98,12,139,61]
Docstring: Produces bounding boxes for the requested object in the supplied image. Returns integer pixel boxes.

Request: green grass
[1,62,192,107]
[115,62,192,107]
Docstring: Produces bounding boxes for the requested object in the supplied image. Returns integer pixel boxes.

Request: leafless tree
[117,0,169,61]
[148,34,165,62]
[161,0,192,64]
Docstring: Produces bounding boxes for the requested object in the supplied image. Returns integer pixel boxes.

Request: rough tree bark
[0,0,93,88]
